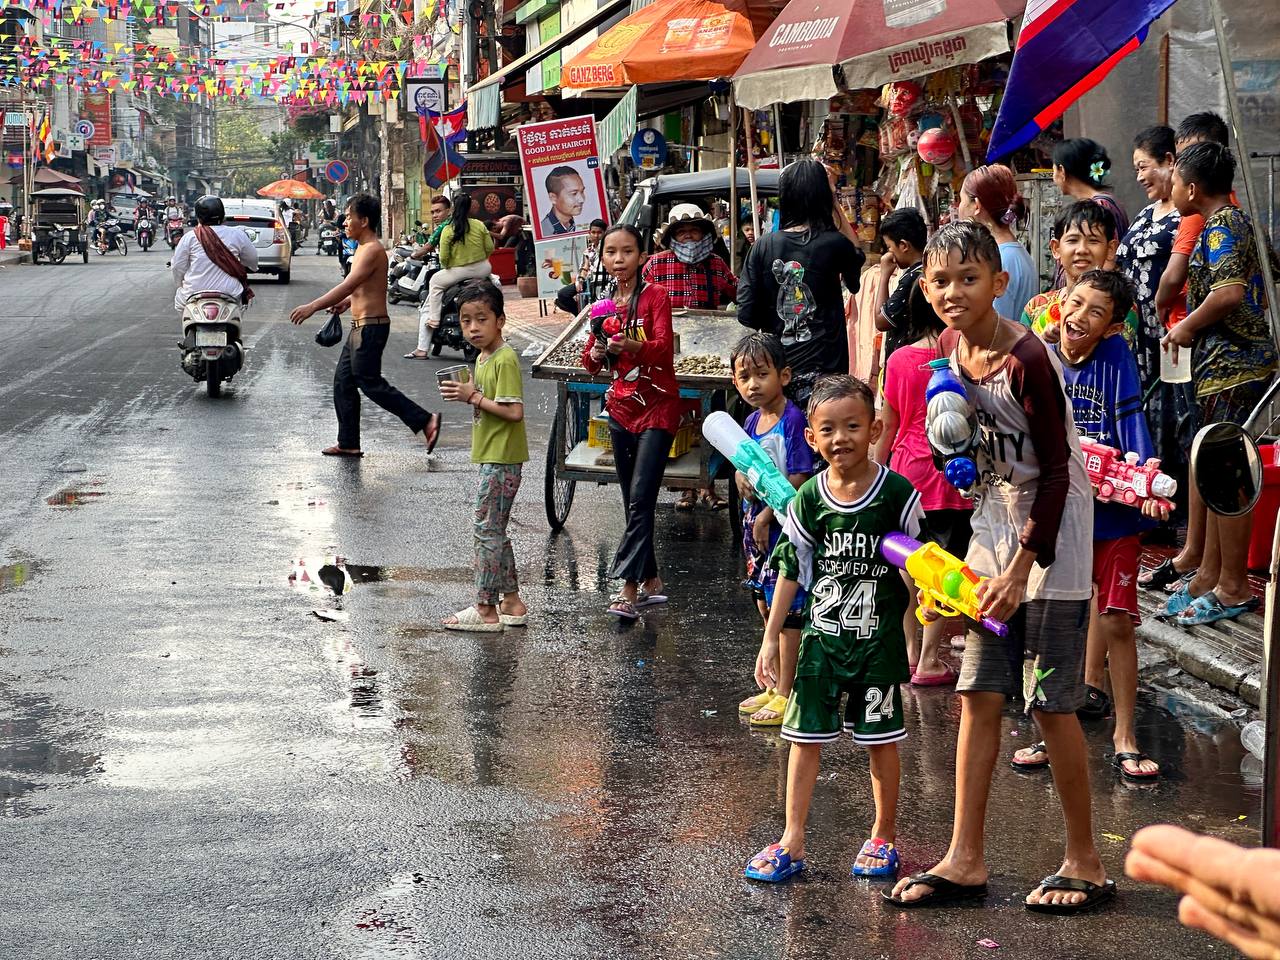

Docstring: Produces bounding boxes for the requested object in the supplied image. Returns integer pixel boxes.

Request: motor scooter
[166,216,184,249]
[136,215,155,251]
[317,223,340,256]
[95,218,128,256]
[179,292,245,398]
[387,246,428,304]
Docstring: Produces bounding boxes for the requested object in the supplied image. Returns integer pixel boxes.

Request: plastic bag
[315,311,344,347]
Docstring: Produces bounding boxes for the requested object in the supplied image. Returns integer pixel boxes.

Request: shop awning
[597,85,639,155]
[562,0,783,91]
[467,0,631,127]
[733,0,1013,109]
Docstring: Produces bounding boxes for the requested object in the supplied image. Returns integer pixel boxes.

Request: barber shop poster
[516,116,609,242]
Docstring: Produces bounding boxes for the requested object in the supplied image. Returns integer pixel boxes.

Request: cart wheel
[544,395,582,532]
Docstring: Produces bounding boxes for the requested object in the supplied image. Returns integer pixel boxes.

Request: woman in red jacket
[582,225,682,621]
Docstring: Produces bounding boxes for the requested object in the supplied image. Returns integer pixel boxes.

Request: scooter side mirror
[1192,422,1264,517]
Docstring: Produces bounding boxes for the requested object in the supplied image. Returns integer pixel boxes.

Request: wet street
[0,249,1261,959]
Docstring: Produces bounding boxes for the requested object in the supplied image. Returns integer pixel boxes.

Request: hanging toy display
[917,127,957,167]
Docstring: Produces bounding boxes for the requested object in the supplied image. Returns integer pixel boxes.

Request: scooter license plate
[195,329,227,347]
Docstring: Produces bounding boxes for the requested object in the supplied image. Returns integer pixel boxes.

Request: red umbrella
[733,0,1014,108]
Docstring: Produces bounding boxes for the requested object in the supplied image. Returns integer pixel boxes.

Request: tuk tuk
[30,188,89,265]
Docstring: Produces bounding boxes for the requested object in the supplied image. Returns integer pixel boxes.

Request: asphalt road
[0,249,1262,959]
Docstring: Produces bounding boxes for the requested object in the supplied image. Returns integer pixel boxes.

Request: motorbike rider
[409,194,452,262]
[87,199,113,246]
[163,196,183,222]
[171,195,259,312]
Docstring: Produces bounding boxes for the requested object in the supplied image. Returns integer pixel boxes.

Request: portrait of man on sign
[542,165,586,236]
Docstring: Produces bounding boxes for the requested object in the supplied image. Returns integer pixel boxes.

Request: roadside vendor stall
[532,307,741,532]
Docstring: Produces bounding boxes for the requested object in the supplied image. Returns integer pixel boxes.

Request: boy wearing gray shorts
[886,222,1113,915]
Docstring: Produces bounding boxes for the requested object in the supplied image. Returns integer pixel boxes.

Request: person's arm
[1007,341,1073,564]
[440,355,525,422]
[839,235,866,295]
[290,244,378,323]
[873,253,897,332]
[582,330,607,373]
[1165,218,1251,357]
[171,233,192,287]
[736,243,763,330]
[713,256,738,305]
[620,288,673,364]
[481,223,495,257]
[439,226,456,268]
[1155,253,1189,318]
[876,397,900,466]
[236,230,259,272]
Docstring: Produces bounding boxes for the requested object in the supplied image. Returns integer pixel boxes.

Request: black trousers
[609,426,673,583]
[334,322,431,450]
[555,283,580,315]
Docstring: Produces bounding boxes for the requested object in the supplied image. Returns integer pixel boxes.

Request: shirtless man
[290,193,441,458]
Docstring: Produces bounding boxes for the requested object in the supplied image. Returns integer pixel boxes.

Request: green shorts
[781,675,906,747]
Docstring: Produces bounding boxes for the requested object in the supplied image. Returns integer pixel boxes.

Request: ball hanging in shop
[917,128,956,166]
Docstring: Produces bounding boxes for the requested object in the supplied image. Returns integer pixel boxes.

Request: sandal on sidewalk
[1160,582,1198,619]
[700,491,728,511]
[744,844,805,883]
[1138,557,1192,592]
[1114,752,1160,783]
[499,612,528,627]
[636,588,668,608]
[442,606,503,633]
[882,873,988,908]
[606,596,639,621]
[910,665,958,687]
[1010,741,1050,771]
[1024,876,1116,915]
[1178,592,1259,626]
[739,689,774,714]
[749,693,789,727]
[852,838,900,879]
[675,491,697,511]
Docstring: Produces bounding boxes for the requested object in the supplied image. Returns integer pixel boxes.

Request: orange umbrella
[257,179,325,200]
[561,0,768,90]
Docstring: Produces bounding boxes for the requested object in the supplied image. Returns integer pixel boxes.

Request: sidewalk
[0,246,27,267]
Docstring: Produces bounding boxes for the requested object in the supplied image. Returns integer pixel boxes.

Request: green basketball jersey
[772,466,923,684]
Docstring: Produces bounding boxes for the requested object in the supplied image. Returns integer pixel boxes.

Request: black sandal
[1010,741,1050,771]
[1138,558,1190,592]
[882,872,988,908]
[1025,875,1116,914]
[1114,751,1160,782]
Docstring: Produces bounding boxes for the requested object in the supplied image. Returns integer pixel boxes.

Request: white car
[222,198,293,283]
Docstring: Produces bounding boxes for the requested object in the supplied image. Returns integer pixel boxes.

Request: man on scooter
[409,194,451,262]
[171,195,259,311]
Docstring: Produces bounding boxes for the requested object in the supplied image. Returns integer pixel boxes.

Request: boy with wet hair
[886,221,1112,915]
[1011,270,1168,782]
[1021,201,1138,344]
[745,374,922,884]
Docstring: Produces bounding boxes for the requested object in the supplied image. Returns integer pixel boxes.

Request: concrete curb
[1137,587,1263,707]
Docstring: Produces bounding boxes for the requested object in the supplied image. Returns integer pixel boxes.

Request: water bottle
[1241,719,1265,760]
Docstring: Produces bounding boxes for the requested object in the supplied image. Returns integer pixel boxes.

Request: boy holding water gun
[744,374,923,884]
[731,333,816,728]
[1011,270,1167,781]
[886,222,1112,915]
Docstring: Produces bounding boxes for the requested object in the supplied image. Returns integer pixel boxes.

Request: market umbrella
[733,0,1016,109]
[561,0,784,91]
[257,179,325,200]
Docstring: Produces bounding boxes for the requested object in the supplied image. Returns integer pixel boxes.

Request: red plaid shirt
[641,251,737,309]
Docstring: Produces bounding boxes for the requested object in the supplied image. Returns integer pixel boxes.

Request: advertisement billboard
[516,115,608,242]
[82,94,112,147]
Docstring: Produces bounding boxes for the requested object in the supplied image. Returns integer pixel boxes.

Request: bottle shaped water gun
[590,298,620,368]
[881,532,1009,637]
[924,357,981,497]
[702,411,796,515]
[1078,438,1177,513]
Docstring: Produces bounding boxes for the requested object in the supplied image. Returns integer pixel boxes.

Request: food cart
[532,308,743,533]
[29,188,89,265]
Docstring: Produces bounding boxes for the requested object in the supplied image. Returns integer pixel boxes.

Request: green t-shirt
[472,344,529,465]
[440,218,495,269]
[771,466,923,684]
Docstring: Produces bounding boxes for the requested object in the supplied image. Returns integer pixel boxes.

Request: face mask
[672,234,715,265]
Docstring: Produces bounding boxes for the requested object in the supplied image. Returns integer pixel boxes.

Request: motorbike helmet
[194,195,225,226]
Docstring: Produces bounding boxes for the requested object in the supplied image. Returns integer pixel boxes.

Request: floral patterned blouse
[1116,201,1181,392]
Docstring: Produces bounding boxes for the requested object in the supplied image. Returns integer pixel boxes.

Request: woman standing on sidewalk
[412,193,493,357]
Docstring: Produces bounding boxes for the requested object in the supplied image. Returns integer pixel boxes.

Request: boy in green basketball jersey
[746,375,923,884]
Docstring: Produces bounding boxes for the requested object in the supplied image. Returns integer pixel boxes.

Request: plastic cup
[435,365,470,385]
[1160,344,1192,384]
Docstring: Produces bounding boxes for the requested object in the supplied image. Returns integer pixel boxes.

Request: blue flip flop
[744,843,806,883]
[852,838,900,878]
[1161,583,1197,619]
[1177,592,1259,626]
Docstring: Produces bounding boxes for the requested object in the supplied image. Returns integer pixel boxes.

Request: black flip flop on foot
[1114,751,1160,783]
[1010,741,1050,772]
[1025,875,1116,915]
[882,873,988,909]
[1138,557,1184,591]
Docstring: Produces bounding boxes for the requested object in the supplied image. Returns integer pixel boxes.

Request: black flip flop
[1138,557,1191,592]
[1025,875,1116,915]
[881,872,988,909]
[1114,751,1160,783]
[1010,741,1050,772]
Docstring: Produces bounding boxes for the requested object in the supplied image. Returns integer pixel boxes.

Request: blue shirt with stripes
[1052,334,1154,541]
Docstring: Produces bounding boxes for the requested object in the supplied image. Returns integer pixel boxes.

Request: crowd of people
[264,109,1276,934]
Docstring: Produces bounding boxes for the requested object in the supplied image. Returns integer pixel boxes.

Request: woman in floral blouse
[1116,125,1182,459]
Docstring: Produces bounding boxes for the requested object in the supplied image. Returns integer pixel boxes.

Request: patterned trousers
[474,463,522,605]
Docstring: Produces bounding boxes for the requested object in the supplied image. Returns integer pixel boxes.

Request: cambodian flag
[987,0,1179,161]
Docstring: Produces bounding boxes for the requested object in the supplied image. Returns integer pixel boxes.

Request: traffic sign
[324,160,349,185]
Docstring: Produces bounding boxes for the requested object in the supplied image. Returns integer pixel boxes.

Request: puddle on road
[0,689,102,817]
[289,558,470,599]
[45,484,106,508]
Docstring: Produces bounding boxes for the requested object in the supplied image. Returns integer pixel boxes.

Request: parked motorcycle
[316,223,340,256]
[166,217,184,249]
[179,292,245,398]
[136,216,155,251]
[94,218,128,256]
[386,245,424,305]
[428,276,483,362]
